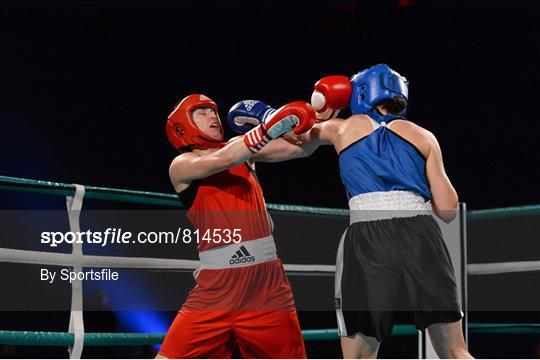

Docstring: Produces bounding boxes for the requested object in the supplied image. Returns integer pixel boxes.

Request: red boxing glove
[311,75,352,121]
[244,101,315,153]
[288,101,316,135]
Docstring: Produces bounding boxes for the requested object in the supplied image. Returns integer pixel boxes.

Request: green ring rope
[1,175,539,220]
[0,324,538,346]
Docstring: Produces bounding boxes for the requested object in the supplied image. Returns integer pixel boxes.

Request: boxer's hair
[377,97,407,115]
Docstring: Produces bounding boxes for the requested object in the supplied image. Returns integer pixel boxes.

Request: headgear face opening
[350,64,409,119]
[166,94,224,151]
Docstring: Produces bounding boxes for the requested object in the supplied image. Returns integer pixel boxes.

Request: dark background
[1,0,539,210]
[1,0,539,358]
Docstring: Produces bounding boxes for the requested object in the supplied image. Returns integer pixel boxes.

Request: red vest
[185,163,271,251]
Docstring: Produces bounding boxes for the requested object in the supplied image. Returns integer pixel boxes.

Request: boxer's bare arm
[251,137,317,163]
[202,135,311,163]
[297,119,341,146]
[424,131,459,222]
[255,119,342,162]
[169,139,252,192]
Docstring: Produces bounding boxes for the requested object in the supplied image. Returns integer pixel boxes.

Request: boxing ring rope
[3,323,539,347]
[0,247,334,274]
[4,174,539,219]
[1,175,539,356]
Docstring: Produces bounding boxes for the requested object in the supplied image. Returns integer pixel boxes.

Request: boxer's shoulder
[388,120,434,158]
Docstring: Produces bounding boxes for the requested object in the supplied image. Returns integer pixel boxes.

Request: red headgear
[166,94,224,150]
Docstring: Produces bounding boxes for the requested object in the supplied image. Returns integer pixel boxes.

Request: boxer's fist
[227,100,276,134]
[311,75,352,121]
[244,101,316,153]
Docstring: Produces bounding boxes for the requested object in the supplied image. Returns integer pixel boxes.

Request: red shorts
[159,259,306,358]
[159,309,306,358]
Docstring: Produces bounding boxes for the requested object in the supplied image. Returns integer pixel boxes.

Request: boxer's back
[337,115,432,201]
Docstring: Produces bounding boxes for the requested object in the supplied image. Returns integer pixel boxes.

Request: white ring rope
[0,247,333,272]
[467,261,540,275]
[1,247,538,275]
[0,247,200,269]
[283,264,336,272]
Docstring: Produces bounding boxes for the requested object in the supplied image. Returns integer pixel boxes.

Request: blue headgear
[350,64,409,123]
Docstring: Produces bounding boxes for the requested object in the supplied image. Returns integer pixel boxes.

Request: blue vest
[338,120,431,201]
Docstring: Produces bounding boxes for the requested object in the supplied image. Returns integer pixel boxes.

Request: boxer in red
[157,94,316,358]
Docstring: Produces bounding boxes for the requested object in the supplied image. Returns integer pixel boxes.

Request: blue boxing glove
[227,100,276,134]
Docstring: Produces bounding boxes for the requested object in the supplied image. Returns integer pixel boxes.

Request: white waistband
[349,191,432,223]
[198,236,277,269]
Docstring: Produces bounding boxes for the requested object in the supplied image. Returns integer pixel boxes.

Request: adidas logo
[242,100,257,111]
[229,245,256,265]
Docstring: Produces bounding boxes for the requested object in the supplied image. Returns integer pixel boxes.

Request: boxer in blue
[228,64,473,358]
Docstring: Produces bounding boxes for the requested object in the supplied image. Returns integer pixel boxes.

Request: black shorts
[335,214,462,341]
